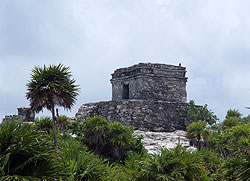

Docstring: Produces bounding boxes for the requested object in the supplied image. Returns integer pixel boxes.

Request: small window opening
[122,84,129,99]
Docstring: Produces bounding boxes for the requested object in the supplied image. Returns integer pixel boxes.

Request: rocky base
[133,130,196,154]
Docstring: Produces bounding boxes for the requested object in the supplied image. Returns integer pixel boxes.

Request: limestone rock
[134,130,196,154]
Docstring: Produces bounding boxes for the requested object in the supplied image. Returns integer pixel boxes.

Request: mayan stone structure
[4,107,35,122]
[76,63,190,132]
[111,63,187,102]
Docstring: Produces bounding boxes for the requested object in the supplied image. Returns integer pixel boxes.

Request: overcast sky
[0,0,250,122]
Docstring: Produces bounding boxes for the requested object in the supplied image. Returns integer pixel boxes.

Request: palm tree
[26,63,80,146]
[186,120,209,150]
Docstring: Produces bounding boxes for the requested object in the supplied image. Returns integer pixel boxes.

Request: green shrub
[58,133,131,180]
[83,115,109,149]
[124,152,148,179]
[59,133,108,180]
[105,121,133,160]
[196,148,224,180]
[187,120,209,150]
[57,115,71,130]
[228,124,250,140]
[243,115,250,123]
[187,100,218,126]
[36,116,71,133]
[0,120,65,180]
[107,121,133,146]
[223,157,244,180]
[139,146,205,181]
[207,128,230,157]
[70,116,145,162]
[69,119,85,138]
[225,109,241,119]
[224,124,250,155]
[35,116,53,134]
[127,135,146,156]
[208,122,250,158]
[222,117,241,130]
[237,149,250,181]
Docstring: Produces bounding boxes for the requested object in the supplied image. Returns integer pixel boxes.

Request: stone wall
[111,63,187,103]
[3,107,35,122]
[75,100,189,132]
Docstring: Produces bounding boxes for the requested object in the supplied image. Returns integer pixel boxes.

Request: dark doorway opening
[122,84,129,99]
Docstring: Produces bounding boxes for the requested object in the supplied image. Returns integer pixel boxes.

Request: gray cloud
[0,0,85,60]
[0,0,250,121]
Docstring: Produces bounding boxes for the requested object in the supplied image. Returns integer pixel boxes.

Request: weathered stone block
[75,100,189,132]
[111,63,187,102]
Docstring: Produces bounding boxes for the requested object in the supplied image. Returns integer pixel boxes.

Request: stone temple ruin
[4,107,35,122]
[75,63,191,132]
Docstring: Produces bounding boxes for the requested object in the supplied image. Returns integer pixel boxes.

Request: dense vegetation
[1,107,249,180]
[186,101,250,180]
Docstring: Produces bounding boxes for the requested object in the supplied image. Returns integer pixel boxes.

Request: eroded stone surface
[75,100,189,132]
[3,107,34,122]
[111,63,187,103]
[134,130,196,154]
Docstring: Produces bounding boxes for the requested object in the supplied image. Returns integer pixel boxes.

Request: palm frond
[26,63,80,113]
[0,120,66,179]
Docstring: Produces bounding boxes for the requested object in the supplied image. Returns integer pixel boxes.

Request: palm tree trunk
[197,134,201,151]
[51,106,58,147]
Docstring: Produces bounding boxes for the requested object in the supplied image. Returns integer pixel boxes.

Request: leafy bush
[223,157,244,180]
[187,100,218,126]
[207,128,230,157]
[228,124,250,140]
[83,115,109,149]
[0,120,65,180]
[224,124,250,156]
[225,109,241,119]
[196,148,224,180]
[123,152,149,179]
[58,133,133,180]
[243,115,250,123]
[70,116,145,162]
[35,116,53,134]
[125,147,224,181]
[139,146,205,181]
[105,121,133,160]
[237,149,250,181]
[69,119,85,138]
[222,117,241,130]
[35,116,71,135]
[186,120,209,150]
[208,122,250,157]
[57,115,71,130]
[59,133,110,180]
[127,135,145,156]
